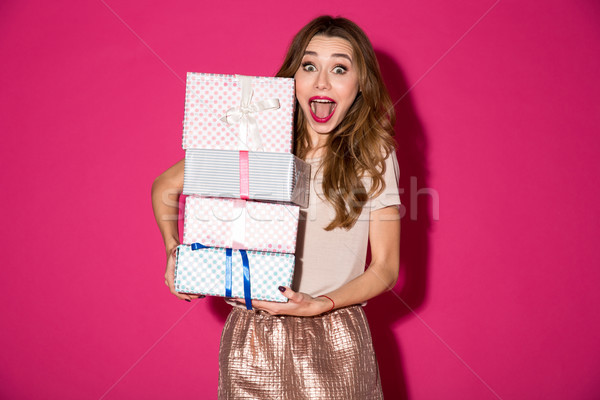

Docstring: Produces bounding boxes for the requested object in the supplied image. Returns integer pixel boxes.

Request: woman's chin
[307,118,339,135]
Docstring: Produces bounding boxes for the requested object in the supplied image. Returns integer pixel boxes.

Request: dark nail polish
[199,295,206,299]
[278,286,286,292]
[185,299,191,302]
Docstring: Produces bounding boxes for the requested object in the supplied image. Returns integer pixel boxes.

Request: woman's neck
[305,146,324,159]
[306,129,327,159]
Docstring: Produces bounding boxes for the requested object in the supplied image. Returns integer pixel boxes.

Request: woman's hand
[164,245,204,302]
[152,159,201,302]
[234,287,333,316]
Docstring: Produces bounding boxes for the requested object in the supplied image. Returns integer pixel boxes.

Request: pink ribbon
[239,151,249,200]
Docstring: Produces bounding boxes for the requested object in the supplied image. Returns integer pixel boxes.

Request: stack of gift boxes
[174,73,310,310]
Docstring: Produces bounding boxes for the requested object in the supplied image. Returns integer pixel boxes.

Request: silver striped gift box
[183,148,310,208]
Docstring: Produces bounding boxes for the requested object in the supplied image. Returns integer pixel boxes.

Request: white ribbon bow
[219,75,280,151]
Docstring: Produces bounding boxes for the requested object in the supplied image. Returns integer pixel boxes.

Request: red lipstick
[309,96,337,123]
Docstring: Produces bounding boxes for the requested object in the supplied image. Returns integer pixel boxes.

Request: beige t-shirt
[225,152,400,308]
[293,152,401,296]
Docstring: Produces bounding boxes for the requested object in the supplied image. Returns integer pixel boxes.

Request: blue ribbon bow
[191,243,252,310]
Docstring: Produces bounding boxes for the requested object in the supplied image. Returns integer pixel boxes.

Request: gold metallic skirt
[218,305,383,399]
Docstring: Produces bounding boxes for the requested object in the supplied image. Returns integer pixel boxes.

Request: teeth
[310,99,337,118]
[310,99,335,114]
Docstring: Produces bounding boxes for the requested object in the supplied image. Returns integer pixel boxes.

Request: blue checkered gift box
[174,244,295,306]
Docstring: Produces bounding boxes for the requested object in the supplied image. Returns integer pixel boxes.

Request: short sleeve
[369,152,401,211]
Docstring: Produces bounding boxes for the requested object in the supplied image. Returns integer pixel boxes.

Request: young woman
[152,16,400,399]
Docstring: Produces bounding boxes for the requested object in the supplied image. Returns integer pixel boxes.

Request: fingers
[277,286,301,302]
[164,250,205,301]
[228,288,321,316]
[164,269,180,298]
[232,287,301,314]
[173,291,189,300]
[251,300,278,315]
[167,276,204,301]
[173,291,205,302]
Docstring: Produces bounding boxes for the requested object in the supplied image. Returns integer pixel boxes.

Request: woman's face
[294,35,360,140]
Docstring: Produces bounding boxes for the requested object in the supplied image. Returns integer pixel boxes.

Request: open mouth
[309,96,337,123]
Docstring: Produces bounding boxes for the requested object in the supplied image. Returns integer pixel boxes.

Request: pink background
[1,1,599,399]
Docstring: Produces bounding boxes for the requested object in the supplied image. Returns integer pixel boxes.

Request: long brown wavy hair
[276,16,396,230]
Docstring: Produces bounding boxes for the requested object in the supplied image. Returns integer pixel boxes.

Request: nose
[315,70,331,90]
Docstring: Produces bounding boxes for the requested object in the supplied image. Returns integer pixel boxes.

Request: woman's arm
[251,205,401,315]
[151,159,201,301]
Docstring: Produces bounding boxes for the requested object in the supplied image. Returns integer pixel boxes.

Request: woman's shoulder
[362,149,400,208]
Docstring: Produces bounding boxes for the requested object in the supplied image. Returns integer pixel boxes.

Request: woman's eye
[332,66,347,74]
[302,63,317,72]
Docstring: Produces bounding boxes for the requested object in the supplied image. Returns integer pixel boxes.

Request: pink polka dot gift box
[182,72,295,152]
[183,196,299,254]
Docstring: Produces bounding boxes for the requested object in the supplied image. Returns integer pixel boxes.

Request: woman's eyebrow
[303,50,353,63]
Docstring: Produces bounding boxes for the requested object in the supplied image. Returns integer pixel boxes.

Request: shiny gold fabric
[218,305,383,399]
